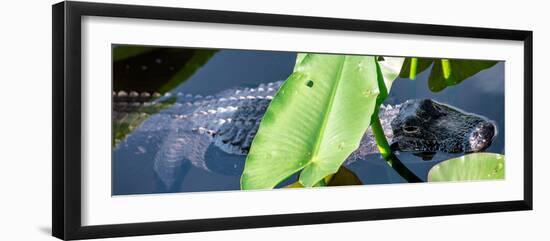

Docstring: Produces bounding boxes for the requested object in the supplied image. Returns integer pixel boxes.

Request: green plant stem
[409,57,418,80]
[371,112,422,182]
[440,59,452,82]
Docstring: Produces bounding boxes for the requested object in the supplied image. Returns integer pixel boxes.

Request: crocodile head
[390,99,496,154]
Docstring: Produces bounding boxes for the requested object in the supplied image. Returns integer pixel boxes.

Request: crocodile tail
[153,128,211,189]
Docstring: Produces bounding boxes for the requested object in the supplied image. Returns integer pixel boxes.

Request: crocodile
[113,81,497,188]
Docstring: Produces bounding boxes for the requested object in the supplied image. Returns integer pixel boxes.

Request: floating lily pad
[428,153,505,182]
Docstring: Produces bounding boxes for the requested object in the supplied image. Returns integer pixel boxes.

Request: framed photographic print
[52,1,533,240]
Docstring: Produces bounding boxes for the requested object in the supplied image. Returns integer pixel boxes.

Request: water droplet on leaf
[338,142,345,150]
[362,89,373,96]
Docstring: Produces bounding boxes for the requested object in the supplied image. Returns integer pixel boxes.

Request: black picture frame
[52,1,533,240]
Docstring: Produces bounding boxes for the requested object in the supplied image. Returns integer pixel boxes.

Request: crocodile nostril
[468,122,496,152]
[480,122,496,140]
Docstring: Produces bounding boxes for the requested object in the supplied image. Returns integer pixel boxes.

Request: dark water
[112,49,504,195]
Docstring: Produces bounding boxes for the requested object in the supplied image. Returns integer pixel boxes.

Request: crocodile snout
[466,121,496,152]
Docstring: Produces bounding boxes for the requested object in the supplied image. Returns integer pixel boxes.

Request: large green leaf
[399,58,497,92]
[294,53,308,70]
[428,153,505,182]
[428,59,497,92]
[398,57,433,80]
[241,54,382,189]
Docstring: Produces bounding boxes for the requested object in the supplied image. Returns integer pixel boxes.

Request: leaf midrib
[308,56,346,166]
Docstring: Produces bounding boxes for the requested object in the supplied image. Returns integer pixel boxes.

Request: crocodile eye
[403,125,420,134]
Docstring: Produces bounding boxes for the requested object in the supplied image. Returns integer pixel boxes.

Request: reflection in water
[112,48,504,195]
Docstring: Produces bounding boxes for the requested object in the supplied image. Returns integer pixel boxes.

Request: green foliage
[112,46,156,62]
[284,166,363,188]
[241,54,381,189]
[398,57,433,80]
[112,97,176,146]
[372,57,422,182]
[399,58,497,92]
[428,153,505,182]
[376,57,405,93]
[111,47,217,146]
[158,50,217,93]
[370,56,406,156]
[242,53,502,189]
